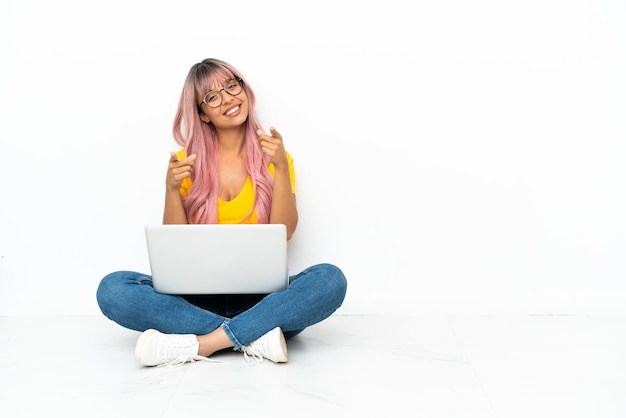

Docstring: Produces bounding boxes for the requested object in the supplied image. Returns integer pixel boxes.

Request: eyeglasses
[200,78,243,108]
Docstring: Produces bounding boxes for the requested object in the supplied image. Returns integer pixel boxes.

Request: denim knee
[96,271,135,317]
[309,263,348,308]
[96,272,117,316]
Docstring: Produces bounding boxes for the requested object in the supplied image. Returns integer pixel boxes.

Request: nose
[219,89,233,105]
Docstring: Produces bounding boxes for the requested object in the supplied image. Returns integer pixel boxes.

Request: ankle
[197,331,233,357]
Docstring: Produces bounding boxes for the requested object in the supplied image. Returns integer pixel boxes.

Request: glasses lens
[224,79,242,96]
[204,91,221,107]
[203,79,242,108]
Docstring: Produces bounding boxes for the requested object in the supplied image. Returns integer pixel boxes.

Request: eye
[206,92,219,103]
[225,80,239,92]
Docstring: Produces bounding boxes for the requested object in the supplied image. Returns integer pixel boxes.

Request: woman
[96,58,347,367]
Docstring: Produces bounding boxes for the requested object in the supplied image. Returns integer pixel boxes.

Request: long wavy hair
[172,58,274,224]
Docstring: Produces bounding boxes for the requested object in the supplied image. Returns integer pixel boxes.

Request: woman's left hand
[257,126,288,168]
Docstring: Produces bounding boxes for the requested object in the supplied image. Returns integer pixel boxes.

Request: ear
[199,112,211,124]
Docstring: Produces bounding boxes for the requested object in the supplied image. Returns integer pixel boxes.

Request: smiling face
[197,77,249,130]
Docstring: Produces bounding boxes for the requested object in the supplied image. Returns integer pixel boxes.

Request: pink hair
[172,58,274,224]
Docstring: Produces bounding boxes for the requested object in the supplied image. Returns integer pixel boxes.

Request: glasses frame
[200,78,244,108]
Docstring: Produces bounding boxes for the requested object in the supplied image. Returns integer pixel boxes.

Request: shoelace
[154,339,220,368]
[158,354,218,368]
[241,342,265,363]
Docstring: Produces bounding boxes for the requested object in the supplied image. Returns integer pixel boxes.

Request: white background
[1,0,625,316]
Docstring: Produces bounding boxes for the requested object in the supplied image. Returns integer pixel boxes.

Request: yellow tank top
[176,149,296,224]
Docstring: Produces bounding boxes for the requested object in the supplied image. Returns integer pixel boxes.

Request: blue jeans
[96,263,347,349]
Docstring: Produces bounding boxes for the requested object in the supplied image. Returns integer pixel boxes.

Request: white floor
[1,314,625,418]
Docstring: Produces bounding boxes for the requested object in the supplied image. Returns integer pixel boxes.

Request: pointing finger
[185,154,197,166]
[269,126,281,139]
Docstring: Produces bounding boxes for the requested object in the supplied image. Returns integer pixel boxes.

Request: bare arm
[162,152,196,224]
[270,164,298,239]
[258,127,298,240]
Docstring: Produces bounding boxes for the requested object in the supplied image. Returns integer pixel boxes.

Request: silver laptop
[145,224,289,294]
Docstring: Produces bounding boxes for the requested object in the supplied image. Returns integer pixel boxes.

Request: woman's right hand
[166,152,197,191]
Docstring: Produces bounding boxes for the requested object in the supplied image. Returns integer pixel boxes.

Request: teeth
[226,106,239,116]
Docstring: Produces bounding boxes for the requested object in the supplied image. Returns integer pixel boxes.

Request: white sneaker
[134,329,208,367]
[239,327,288,363]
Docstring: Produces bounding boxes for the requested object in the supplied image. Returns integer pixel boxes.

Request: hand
[257,126,288,168]
[165,152,196,191]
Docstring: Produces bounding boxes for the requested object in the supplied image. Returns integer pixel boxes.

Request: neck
[216,126,246,156]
